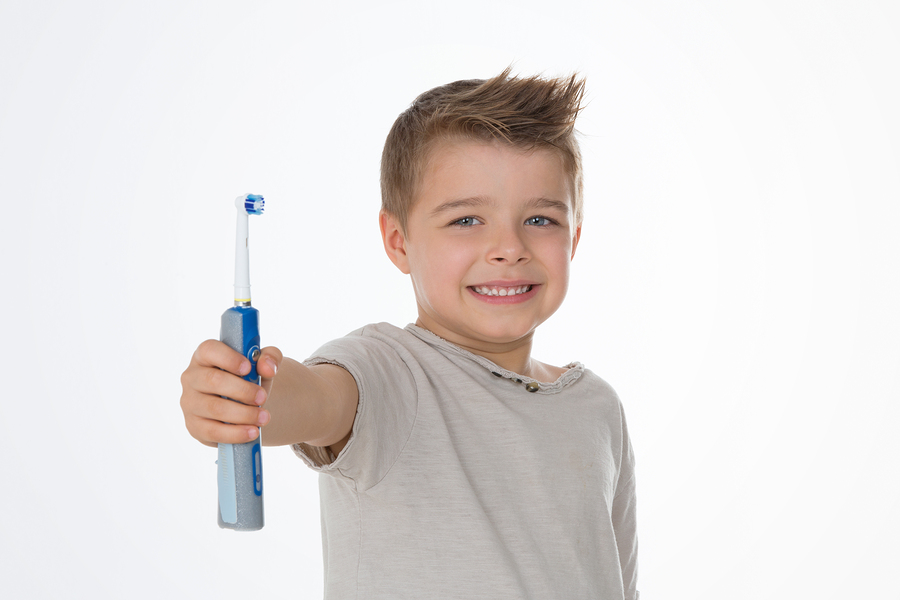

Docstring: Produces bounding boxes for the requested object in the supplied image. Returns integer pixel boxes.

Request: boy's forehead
[425,137,564,169]
[413,139,574,212]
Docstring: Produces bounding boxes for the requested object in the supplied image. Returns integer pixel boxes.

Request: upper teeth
[474,285,532,296]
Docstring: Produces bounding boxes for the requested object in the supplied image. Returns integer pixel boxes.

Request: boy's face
[380,140,581,354]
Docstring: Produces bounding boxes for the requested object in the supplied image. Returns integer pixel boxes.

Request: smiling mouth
[471,285,534,297]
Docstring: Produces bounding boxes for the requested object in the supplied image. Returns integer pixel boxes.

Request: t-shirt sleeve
[291,326,418,491]
[612,400,639,600]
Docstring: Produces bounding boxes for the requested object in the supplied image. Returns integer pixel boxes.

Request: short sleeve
[291,326,419,491]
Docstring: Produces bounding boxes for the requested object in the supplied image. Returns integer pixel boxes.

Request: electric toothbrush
[217,193,265,531]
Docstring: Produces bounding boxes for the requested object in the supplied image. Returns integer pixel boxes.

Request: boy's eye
[526,216,555,226]
[450,216,481,227]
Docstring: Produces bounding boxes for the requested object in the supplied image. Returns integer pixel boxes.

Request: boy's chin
[419,318,528,347]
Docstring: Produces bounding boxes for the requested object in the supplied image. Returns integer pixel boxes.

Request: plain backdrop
[2,1,898,598]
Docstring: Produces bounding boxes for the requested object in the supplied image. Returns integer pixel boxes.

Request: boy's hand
[180,340,283,448]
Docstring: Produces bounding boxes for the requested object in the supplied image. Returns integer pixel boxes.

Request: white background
[2,1,898,598]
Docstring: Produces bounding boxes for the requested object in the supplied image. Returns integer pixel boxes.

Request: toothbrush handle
[217,305,265,530]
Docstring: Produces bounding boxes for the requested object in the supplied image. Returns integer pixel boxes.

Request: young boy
[180,69,639,599]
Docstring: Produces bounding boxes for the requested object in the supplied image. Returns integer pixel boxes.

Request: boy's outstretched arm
[180,340,358,455]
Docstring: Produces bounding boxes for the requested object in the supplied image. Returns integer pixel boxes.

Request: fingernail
[240,361,251,376]
[265,357,277,375]
[258,410,270,426]
[247,427,259,440]
[255,389,266,405]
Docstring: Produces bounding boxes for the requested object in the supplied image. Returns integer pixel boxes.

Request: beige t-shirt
[293,323,639,600]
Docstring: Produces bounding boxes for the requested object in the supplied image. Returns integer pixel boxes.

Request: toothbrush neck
[234,211,252,304]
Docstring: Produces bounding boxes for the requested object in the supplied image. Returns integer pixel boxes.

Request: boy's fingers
[193,339,252,376]
[200,391,268,425]
[190,416,263,446]
[181,340,274,447]
[197,367,265,407]
[183,340,265,406]
[182,391,269,442]
[181,362,263,407]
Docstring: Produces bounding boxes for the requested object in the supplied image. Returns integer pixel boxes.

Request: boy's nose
[488,227,530,264]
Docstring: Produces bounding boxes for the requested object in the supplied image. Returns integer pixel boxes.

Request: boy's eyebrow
[526,197,571,214]
[429,196,490,217]
[429,196,570,216]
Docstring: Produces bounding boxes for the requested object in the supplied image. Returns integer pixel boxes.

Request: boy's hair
[381,67,586,233]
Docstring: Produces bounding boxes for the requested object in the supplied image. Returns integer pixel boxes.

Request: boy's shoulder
[304,322,432,384]
[308,322,418,360]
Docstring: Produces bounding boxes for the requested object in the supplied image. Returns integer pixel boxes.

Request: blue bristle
[244,194,265,215]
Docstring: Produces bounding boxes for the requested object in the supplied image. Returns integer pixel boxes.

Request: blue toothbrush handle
[217,305,265,530]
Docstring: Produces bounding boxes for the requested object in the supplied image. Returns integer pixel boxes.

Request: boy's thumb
[258,346,283,379]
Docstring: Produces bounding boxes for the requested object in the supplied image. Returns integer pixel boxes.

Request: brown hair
[380,67,586,233]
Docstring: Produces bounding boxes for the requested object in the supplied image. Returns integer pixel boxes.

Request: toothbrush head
[236,194,265,215]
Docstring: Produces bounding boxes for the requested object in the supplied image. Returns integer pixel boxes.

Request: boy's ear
[570,224,583,260]
[379,211,411,274]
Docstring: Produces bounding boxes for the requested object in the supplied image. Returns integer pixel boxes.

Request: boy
[180,69,639,599]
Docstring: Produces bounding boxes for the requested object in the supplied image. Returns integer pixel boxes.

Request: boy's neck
[414,319,552,380]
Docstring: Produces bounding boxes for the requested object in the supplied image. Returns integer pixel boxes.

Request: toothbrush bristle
[245,194,265,215]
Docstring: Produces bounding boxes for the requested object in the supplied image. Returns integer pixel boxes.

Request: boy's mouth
[471,285,534,297]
